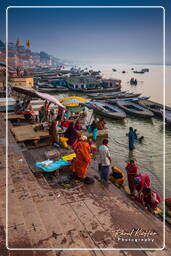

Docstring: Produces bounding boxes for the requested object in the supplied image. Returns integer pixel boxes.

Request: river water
[58,64,171,199]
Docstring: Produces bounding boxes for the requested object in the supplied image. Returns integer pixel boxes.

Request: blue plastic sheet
[35,159,69,172]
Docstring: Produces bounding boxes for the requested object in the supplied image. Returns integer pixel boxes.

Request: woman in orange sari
[72,136,91,180]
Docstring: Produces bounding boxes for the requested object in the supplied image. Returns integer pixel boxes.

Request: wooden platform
[0,114,171,255]
[10,124,108,143]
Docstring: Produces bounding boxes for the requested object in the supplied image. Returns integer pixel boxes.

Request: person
[81,109,87,118]
[110,166,125,187]
[61,118,70,129]
[72,136,91,180]
[138,136,144,143]
[39,106,46,123]
[57,107,63,119]
[14,100,21,114]
[89,120,98,141]
[142,188,161,212]
[125,160,139,196]
[49,119,59,147]
[64,110,70,120]
[21,98,27,111]
[44,100,51,121]
[23,100,34,120]
[99,139,111,183]
[133,129,138,141]
[96,118,106,130]
[64,122,79,148]
[75,120,83,131]
[128,127,135,150]
[134,173,151,197]
[49,108,56,122]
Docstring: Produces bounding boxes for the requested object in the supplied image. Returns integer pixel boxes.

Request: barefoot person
[125,160,139,196]
[99,139,111,183]
[72,136,91,181]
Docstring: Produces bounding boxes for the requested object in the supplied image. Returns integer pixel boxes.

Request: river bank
[0,111,171,253]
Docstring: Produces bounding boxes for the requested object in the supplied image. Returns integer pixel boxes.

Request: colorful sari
[64,122,79,148]
[72,141,91,179]
[135,173,151,192]
[126,163,139,194]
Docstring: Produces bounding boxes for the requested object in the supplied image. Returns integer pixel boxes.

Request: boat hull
[138,100,169,117]
[91,93,141,101]
[116,100,154,118]
[69,85,121,93]
[37,87,68,93]
[92,102,126,120]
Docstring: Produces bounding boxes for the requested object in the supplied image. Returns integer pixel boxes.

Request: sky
[1,0,171,65]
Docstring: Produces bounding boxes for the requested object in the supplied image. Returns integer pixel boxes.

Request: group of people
[14,97,162,213]
[125,160,161,212]
[87,118,106,141]
[14,99,34,120]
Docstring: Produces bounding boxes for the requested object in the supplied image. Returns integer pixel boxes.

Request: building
[9,76,34,87]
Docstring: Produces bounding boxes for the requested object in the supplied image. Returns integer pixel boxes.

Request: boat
[112,69,117,72]
[87,91,127,99]
[37,86,68,93]
[133,71,144,74]
[67,78,121,93]
[89,92,141,101]
[68,84,121,93]
[116,100,154,118]
[107,96,150,105]
[138,100,171,117]
[130,78,138,85]
[122,71,126,73]
[89,101,126,120]
[163,110,171,127]
[141,68,149,72]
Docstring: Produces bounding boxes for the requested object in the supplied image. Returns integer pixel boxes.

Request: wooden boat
[70,84,121,93]
[116,100,154,118]
[37,86,68,93]
[141,68,149,72]
[130,78,138,85]
[88,91,127,99]
[160,109,171,127]
[90,101,126,120]
[133,71,144,74]
[138,100,171,117]
[107,96,150,105]
[89,92,141,101]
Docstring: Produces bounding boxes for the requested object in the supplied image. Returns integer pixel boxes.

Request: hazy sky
[1,0,171,64]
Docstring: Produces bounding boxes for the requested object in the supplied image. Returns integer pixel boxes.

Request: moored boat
[138,100,170,117]
[160,109,171,127]
[107,96,150,105]
[116,100,154,118]
[87,91,127,99]
[89,101,126,120]
[89,92,141,100]
[37,86,68,93]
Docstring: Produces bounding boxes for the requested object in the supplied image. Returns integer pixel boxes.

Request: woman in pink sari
[134,173,151,193]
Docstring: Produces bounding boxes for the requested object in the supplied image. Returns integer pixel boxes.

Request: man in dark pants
[99,139,111,183]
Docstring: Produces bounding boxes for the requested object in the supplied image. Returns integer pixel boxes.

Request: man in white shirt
[99,139,111,182]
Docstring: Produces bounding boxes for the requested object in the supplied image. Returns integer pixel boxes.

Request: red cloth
[126,163,139,194]
[61,120,70,128]
[144,190,161,209]
[136,173,151,192]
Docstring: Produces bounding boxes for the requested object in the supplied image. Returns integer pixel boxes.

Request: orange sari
[72,141,91,179]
